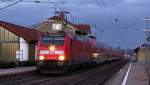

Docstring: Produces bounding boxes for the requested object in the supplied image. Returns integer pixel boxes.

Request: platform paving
[0,66,36,76]
[106,62,149,85]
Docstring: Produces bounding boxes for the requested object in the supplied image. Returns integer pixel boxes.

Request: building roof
[0,21,38,42]
[134,42,150,53]
[48,15,91,34]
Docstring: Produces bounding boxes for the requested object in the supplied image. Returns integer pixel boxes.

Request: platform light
[39,55,45,60]
[58,55,65,61]
[49,46,55,51]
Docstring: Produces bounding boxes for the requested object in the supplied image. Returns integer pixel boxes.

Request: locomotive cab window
[42,36,64,45]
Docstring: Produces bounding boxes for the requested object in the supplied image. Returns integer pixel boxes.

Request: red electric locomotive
[37,31,93,74]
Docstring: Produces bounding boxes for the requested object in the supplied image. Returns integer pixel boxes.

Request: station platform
[0,66,36,76]
[106,62,149,85]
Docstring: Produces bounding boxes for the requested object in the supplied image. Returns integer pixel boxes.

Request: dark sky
[0,0,150,49]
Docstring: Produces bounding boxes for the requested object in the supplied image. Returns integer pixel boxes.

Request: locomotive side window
[42,36,64,45]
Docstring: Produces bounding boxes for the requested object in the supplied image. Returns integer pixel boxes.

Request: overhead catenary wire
[95,0,142,32]
[21,0,64,3]
[54,0,83,24]
[64,0,103,38]
[57,0,100,38]
[94,0,121,46]
[0,0,64,11]
[115,19,127,48]
[59,0,106,42]
[118,20,142,31]
[0,0,21,11]
[94,0,116,27]
[94,0,144,48]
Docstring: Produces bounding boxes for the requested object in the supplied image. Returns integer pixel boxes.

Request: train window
[42,36,64,45]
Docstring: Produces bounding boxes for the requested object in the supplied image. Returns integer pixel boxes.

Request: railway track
[0,59,127,85]
[37,60,126,85]
[71,60,126,85]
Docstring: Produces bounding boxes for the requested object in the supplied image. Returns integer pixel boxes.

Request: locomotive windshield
[42,36,64,45]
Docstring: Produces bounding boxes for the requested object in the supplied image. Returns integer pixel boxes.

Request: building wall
[137,47,150,65]
[19,37,29,61]
[0,26,19,61]
[0,26,37,62]
[137,48,146,63]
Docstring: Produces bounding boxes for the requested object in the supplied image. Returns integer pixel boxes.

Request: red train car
[91,42,124,63]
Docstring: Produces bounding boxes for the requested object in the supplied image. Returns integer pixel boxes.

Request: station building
[0,21,38,62]
[134,43,150,64]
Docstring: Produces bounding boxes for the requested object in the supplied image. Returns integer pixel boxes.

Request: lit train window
[52,23,62,31]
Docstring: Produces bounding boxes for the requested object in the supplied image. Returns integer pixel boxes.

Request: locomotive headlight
[39,55,45,60]
[58,55,65,61]
[49,46,55,51]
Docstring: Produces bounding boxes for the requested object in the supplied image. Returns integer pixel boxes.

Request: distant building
[0,21,38,62]
[134,43,150,64]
